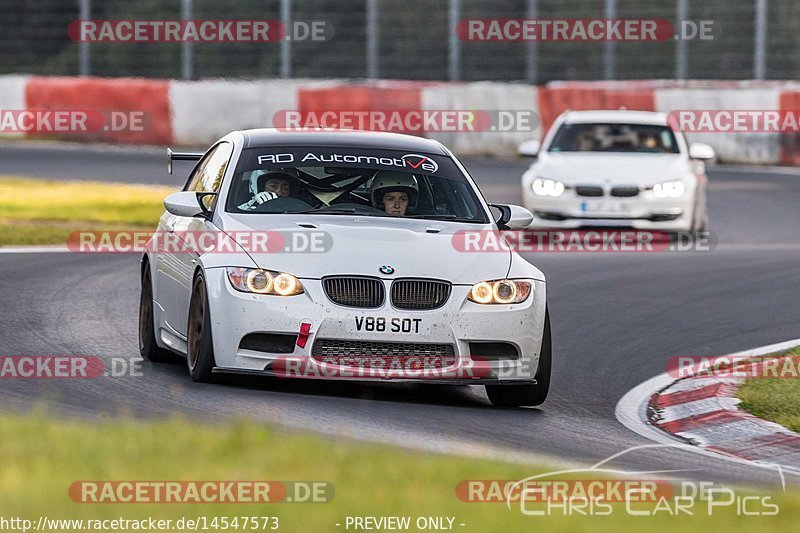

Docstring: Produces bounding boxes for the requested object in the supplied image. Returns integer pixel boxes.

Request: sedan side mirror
[689,142,716,161]
[490,204,534,230]
[518,139,541,158]
[164,191,205,218]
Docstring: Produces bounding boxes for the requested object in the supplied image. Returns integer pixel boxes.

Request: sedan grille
[312,339,456,369]
[575,185,604,197]
[610,186,640,197]
[391,279,451,310]
[322,276,384,308]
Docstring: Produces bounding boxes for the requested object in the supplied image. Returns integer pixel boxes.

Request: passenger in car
[369,171,419,216]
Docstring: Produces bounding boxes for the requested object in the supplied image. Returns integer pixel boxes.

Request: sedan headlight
[227,267,304,296]
[468,279,532,305]
[652,180,686,198]
[532,178,565,197]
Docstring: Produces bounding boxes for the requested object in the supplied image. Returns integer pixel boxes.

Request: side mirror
[164,191,205,217]
[689,142,715,161]
[490,204,534,230]
[518,139,541,158]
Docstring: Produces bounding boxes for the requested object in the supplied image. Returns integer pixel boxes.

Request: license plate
[580,200,630,214]
[353,316,428,335]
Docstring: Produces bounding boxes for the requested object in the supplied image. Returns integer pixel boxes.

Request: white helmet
[248,169,298,196]
[370,171,419,209]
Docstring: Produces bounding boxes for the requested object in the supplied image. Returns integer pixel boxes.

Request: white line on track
[0,245,70,253]
[711,164,800,176]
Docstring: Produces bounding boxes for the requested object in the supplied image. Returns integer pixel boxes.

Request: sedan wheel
[187,273,217,382]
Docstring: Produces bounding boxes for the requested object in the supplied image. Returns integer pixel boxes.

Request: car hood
[534,153,691,185]
[217,214,513,283]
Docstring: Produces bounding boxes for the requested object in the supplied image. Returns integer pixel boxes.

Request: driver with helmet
[238,169,298,210]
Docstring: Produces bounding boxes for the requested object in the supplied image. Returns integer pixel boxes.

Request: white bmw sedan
[139,129,551,407]
[519,110,715,232]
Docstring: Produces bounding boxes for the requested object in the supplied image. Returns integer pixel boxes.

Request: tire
[691,223,707,239]
[139,266,182,363]
[486,307,552,407]
[187,272,217,382]
[690,192,708,234]
[692,213,708,234]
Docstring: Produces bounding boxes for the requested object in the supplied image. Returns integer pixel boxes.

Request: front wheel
[187,272,217,382]
[485,307,551,407]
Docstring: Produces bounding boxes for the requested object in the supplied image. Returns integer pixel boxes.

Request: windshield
[548,123,680,154]
[225,146,489,223]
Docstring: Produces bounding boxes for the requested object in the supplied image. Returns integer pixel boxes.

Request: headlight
[468,279,531,305]
[652,180,685,198]
[227,268,304,296]
[531,178,565,197]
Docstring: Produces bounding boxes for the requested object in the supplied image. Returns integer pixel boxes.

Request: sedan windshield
[226,146,488,223]
[548,123,680,154]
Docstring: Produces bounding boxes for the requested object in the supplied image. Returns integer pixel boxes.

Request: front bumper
[203,268,547,383]
[522,187,695,232]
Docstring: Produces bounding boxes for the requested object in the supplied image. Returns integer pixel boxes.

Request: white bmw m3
[139,129,550,407]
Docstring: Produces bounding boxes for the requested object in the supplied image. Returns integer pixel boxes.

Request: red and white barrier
[4,74,800,165]
[24,76,172,145]
[537,80,658,133]
[169,79,337,146]
[654,86,781,165]
[420,82,540,157]
[0,75,31,138]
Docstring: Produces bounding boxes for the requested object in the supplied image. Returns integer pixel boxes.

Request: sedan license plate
[353,316,428,335]
[580,200,630,214]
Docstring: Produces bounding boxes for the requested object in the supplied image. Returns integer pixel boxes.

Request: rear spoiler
[167,147,203,175]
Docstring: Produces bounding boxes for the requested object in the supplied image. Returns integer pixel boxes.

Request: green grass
[737,349,800,433]
[0,176,171,245]
[1,413,799,532]
[0,223,77,246]
[0,221,154,247]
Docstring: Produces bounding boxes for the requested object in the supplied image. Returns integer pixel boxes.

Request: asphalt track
[2,141,800,489]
